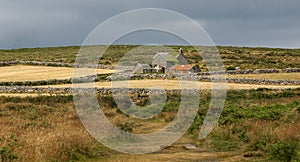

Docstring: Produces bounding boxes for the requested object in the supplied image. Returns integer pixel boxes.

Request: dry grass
[247,121,300,144]
[1,89,299,161]
[227,73,300,81]
[0,100,96,161]
[41,80,300,90]
[0,65,115,82]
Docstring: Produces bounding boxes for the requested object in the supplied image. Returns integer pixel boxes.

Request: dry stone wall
[0,86,201,95]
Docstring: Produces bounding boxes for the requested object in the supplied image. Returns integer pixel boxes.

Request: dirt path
[99,151,243,162]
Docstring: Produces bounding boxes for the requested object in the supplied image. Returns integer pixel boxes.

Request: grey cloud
[0,0,299,49]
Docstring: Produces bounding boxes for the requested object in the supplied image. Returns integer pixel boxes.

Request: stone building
[132,63,152,74]
[152,51,188,73]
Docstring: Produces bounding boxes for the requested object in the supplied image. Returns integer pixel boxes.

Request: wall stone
[105,73,300,85]
[0,60,113,69]
[283,68,300,73]
[0,86,201,95]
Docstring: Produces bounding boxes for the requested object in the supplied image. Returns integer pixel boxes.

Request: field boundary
[1,60,300,74]
[0,85,299,94]
[0,74,299,86]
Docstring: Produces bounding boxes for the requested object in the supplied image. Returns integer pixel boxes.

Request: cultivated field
[45,80,300,90]
[227,72,300,81]
[0,65,299,90]
[0,65,115,82]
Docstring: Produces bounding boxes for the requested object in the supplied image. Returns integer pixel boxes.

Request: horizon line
[1,44,300,50]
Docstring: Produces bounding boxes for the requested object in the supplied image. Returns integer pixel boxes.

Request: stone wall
[0,61,18,66]
[226,69,281,75]
[0,60,114,69]
[105,73,300,85]
[284,68,300,73]
[225,78,300,85]
[0,86,200,95]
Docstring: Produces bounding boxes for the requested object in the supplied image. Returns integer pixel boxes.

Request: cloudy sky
[1,0,300,49]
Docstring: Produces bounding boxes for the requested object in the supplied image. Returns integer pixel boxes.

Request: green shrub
[162,102,180,112]
[0,146,18,162]
[268,141,299,162]
[210,129,240,151]
[226,66,236,71]
[98,95,117,108]
[117,122,133,133]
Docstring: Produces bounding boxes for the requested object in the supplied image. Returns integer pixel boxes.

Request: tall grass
[0,88,299,161]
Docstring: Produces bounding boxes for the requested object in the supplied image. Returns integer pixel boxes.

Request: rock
[183,144,197,150]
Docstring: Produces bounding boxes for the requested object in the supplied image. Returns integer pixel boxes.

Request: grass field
[228,72,300,81]
[0,65,115,82]
[0,45,300,69]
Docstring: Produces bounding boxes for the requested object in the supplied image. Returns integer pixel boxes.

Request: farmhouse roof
[171,64,194,71]
[153,52,169,59]
[136,63,151,69]
[153,52,179,63]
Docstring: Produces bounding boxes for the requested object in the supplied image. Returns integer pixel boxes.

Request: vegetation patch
[0,88,300,161]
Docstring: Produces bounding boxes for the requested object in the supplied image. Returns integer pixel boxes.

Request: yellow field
[1,65,299,83]
[41,80,300,90]
[0,65,115,82]
[227,72,300,80]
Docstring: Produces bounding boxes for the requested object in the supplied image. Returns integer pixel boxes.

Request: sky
[1,0,300,49]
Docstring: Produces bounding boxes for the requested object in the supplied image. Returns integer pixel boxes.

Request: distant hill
[0,45,299,70]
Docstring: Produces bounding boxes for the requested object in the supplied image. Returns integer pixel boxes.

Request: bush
[226,66,236,71]
[297,106,300,113]
[117,122,133,133]
[0,146,18,162]
[268,141,299,162]
[210,128,240,151]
